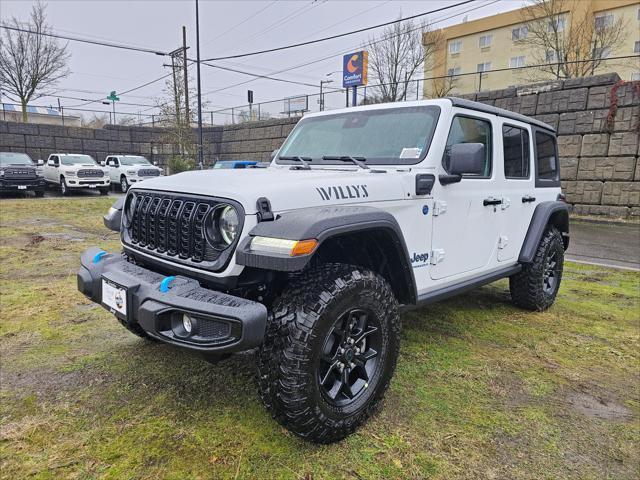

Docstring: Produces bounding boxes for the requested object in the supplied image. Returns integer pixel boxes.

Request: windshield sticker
[316,184,368,201]
[400,148,422,159]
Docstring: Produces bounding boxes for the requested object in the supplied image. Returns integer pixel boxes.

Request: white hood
[131,167,409,214]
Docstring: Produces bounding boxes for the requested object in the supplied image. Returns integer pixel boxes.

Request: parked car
[103,155,163,193]
[78,98,568,444]
[43,153,110,195]
[212,160,258,169]
[0,152,46,197]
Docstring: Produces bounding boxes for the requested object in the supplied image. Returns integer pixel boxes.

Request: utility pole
[182,26,190,125]
[195,0,204,169]
[169,49,181,124]
[319,79,333,111]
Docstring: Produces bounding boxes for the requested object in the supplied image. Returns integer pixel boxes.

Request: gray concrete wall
[1,73,638,218]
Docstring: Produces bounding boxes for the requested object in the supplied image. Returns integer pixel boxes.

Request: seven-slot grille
[126,192,221,263]
[78,169,104,178]
[138,168,160,177]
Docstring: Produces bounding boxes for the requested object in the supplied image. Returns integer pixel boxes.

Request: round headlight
[123,194,136,227]
[218,205,239,245]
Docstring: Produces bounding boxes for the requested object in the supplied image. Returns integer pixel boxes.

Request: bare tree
[81,113,109,129]
[0,1,70,122]
[428,75,460,99]
[520,0,628,80]
[365,19,441,103]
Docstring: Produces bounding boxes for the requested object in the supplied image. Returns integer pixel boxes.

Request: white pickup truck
[43,153,110,195]
[104,155,163,192]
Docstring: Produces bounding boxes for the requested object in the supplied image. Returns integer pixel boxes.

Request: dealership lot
[1,197,638,479]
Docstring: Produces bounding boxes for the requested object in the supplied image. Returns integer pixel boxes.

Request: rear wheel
[510,226,564,311]
[257,263,400,444]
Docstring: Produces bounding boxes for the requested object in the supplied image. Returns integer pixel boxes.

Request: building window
[593,46,611,59]
[449,40,462,54]
[512,26,528,41]
[477,62,491,73]
[509,56,526,68]
[547,16,566,32]
[546,49,564,63]
[635,41,640,53]
[447,66,462,77]
[479,34,493,48]
[595,13,614,30]
[631,72,640,81]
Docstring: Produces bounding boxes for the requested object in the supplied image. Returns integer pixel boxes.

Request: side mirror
[153,161,158,166]
[440,143,486,185]
[100,161,106,166]
[37,159,44,166]
[47,159,56,167]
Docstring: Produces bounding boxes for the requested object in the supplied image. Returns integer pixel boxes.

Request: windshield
[120,156,151,166]
[61,155,97,165]
[0,152,34,166]
[277,105,440,166]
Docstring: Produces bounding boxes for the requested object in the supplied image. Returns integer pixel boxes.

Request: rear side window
[502,125,530,179]
[535,131,559,185]
[443,115,492,178]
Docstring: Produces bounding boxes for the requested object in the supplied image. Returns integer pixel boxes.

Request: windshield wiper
[278,155,312,170]
[322,155,369,170]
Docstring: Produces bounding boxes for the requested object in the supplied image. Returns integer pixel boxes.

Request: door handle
[522,195,536,203]
[483,197,503,206]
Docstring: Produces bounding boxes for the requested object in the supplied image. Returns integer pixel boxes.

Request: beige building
[423,0,640,97]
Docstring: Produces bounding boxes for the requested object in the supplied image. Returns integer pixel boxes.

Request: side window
[502,125,530,179]
[535,131,559,184]
[443,115,492,178]
[50,156,59,165]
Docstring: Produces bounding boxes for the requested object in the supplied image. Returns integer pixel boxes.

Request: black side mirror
[440,143,486,185]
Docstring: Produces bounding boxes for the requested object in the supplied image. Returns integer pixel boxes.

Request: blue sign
[342,51,368,88]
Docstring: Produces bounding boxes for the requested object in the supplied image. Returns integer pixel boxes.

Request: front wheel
[100,188,109,196]
[35,190,45,198]
[60,177,69,196]
[510,226,564,311]
[257,263,401,444]
[120,176,129,193]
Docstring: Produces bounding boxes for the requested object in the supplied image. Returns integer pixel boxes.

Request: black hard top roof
[446,97,556,133]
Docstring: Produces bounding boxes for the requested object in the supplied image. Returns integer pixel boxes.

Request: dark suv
[0,152,46,197]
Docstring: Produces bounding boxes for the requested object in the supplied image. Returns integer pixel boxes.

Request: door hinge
[430,249,446,264]
[433,200,447,216]
[501,196,511,210]
[498,235,509,249]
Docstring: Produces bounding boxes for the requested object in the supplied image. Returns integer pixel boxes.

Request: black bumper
[0,180,46,192]
[77,247,267,353]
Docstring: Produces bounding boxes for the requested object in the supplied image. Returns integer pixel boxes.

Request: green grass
[1,197,638,479]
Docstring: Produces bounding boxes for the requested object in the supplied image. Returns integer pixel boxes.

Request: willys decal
[316,185,369,201]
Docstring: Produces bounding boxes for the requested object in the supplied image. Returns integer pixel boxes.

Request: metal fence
[2,55,637,128]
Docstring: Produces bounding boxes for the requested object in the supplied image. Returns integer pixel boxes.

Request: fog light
[182,314,193,334]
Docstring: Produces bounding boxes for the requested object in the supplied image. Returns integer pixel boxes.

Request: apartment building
[423,0,640,97]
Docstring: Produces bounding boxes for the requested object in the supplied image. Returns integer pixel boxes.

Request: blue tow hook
[159,276,176,293]
[92,251,107,264]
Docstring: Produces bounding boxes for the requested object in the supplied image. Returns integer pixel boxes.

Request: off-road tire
[510,226,564,311]
[257,263,401,444]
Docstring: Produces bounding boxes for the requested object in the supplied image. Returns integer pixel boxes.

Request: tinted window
[535,132,558,181]
[0,152,33,166]
[502,125,530,179]
[443,116,492,178]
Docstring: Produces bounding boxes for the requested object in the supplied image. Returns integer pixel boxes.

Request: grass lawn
[0,197,638,479]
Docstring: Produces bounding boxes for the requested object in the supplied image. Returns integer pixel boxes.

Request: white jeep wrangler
[103,155,163,193]
[78,98,569,443]
[43,153,110,195]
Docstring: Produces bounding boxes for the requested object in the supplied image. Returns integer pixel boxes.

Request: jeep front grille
[78,169,104,178]
[138,168,160,177]
[123,191,241,270]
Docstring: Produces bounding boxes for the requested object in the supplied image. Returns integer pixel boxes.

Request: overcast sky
[1,0,523,122]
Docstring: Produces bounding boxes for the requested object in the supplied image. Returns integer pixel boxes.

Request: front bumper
[0,179,46,191]
[67,179,110,188]
[77,247,267,353]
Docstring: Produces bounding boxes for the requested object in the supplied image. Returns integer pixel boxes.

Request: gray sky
[1,0,522,122]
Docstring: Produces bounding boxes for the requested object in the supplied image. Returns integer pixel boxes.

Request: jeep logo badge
[316,185,368,201]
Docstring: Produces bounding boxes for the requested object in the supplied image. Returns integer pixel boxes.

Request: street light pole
[195,0,204,169]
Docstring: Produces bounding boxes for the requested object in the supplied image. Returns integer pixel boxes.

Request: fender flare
[103,196,124,232]
[519,201,569,263]
[236,205,417,304]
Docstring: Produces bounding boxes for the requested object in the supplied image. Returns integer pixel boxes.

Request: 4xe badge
[411,252,429,268]
[316,184,368,201]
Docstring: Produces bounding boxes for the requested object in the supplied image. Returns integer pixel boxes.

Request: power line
[200,0,476,61]
[0,24,169,56]
[200,0,498,96]
[202,0,279,46]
